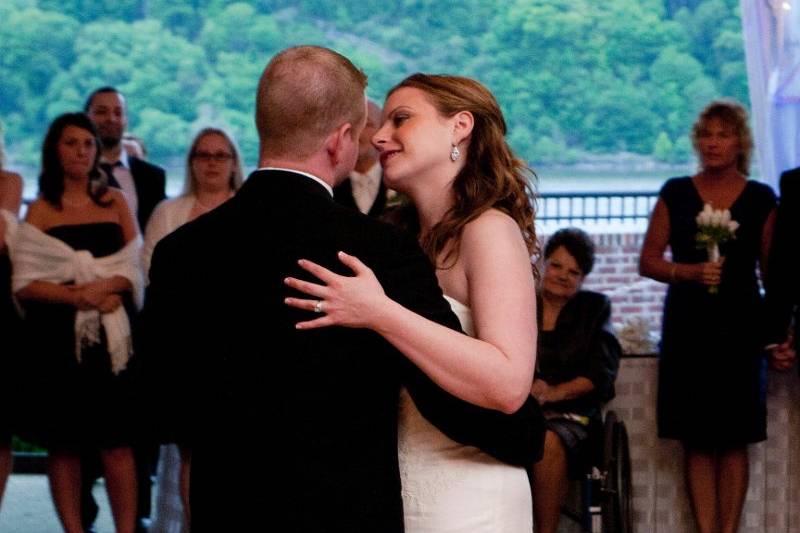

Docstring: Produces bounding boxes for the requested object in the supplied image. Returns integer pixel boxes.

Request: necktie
[100,161,122,189]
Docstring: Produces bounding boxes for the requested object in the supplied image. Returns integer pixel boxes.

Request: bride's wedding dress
[398,295,533,532]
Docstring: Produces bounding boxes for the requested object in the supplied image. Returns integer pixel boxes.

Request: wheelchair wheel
[601,411,632,533]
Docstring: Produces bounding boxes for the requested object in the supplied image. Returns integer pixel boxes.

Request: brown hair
[691,99,753,176]
[256,46,367,159]
[39,112,111,209]
[386,73,538,270]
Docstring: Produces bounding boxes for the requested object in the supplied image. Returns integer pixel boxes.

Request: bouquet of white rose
[616,316,659,355]
[695,203,739,293]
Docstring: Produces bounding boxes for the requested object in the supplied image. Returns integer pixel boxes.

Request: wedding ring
[313,300,324,313]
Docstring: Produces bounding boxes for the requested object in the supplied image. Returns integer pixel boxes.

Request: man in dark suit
[85,86,166,231]
[142,46,541,532]
[766,167,798,369]
[333,99,389,217]
[84,86,166,532]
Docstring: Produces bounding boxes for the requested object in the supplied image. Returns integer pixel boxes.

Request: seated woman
[529,227,621,533]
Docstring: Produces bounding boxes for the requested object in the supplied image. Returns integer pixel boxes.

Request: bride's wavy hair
[384,73,539,273]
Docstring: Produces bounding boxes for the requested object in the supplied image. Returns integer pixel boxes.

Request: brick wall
[542,230,667,335]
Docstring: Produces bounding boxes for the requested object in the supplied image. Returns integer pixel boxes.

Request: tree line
[0,0,746,169]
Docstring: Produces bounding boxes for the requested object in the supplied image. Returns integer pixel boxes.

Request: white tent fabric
[741,0,800,191]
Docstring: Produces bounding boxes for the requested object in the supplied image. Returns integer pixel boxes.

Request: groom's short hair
[256,46,368,159]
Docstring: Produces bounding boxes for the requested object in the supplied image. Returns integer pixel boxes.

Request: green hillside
[0,0,746,167]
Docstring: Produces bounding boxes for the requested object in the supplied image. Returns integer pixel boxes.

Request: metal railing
[22,190,659,225]
[537,191,657,225]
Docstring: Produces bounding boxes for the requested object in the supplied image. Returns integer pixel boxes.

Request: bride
[285,73,540,532]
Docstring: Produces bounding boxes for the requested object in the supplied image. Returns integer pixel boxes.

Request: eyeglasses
[193,151,234,162]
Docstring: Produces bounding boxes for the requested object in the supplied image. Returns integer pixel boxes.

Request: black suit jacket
[333,173,388,217]
[536,291,622,418]
[113,156,166,230]
[766,168,799,351]
[142,169,543,532]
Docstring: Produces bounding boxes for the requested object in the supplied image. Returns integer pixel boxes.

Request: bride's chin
[382,173,403,191]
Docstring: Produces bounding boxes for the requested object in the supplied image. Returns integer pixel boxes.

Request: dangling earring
[450,144,461,162]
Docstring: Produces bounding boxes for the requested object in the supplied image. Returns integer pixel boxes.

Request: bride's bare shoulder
[462,209,522,245]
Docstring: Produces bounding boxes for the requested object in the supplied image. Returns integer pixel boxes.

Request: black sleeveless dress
[0,250,21,442]
[656,177,776,448]
[20,223,138,452]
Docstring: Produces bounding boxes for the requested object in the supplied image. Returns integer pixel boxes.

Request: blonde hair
[256,46,367,159]
[691,99,753,175]
[184,127,244,195]
[386,74,538,270]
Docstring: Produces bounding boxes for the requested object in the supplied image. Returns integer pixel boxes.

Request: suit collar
[240,168,336,204]
[259,167,333,197]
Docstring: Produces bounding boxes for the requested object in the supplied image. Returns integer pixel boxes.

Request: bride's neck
[412,184,455,234]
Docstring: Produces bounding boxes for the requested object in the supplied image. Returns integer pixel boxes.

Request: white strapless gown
[398,295,533,532]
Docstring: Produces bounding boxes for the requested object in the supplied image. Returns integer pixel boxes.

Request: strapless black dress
[19,223,138,451]
[0,250,21,441]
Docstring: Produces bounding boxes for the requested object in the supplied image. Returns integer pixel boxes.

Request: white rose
[697,205,712,225]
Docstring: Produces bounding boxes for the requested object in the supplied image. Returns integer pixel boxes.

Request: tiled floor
[0,474,115,533]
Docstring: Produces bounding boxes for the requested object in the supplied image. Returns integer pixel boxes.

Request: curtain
[741,0,800,191]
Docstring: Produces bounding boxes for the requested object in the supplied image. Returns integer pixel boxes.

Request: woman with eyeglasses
[143,128,244,274]
[143,127,243,529]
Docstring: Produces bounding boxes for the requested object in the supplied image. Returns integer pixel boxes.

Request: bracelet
[670,263,677,282]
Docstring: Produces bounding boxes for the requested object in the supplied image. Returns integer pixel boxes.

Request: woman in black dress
[0,128,23,512]
[14,113,140,533]
[640,100,776,533]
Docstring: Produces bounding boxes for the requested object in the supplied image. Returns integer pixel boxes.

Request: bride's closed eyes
[392,114,409,126]
[385,107,413,127]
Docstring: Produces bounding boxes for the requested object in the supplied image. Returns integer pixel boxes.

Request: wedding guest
[85,86,166,232]
[639,100,775,533]
[12,113,142,533]
[144,127,243,530]
[143,127,243,274]
[333,99,390,216]
[285,73,543,532]
[0,127,23,512]
[765,165,799,370]
[529,228,621,533]
[85,87,164,532]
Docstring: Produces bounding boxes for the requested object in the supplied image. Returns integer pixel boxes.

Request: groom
[142,46,541,531]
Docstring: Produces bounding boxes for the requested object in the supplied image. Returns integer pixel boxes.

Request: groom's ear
[326,122,355,167]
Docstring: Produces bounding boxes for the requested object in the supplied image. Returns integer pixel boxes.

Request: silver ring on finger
[313,300,324,313]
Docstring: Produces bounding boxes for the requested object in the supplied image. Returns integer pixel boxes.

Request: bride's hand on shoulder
[284,251,389,330]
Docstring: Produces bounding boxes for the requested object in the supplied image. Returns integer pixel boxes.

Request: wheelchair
[560,410,633,533]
